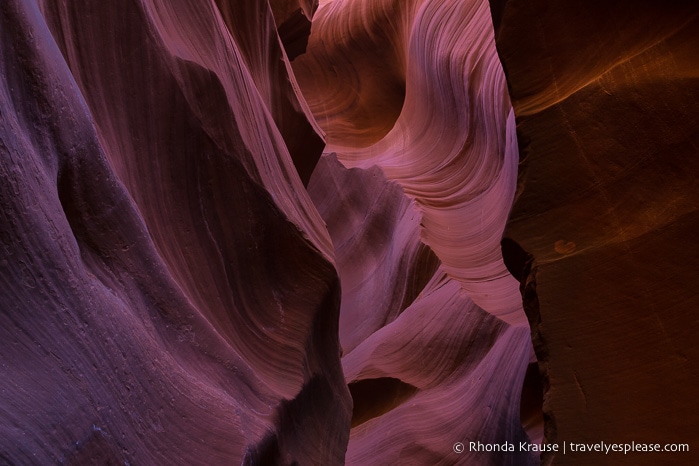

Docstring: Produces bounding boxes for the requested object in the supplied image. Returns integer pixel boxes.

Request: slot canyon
[1,0,697,464]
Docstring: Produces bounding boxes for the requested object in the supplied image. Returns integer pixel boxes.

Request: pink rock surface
[309,154,440,354]
[309,153,537,465]
[1,0,348,463]
[1,0,552,464]
[295,0,526,325]
[297,0,538,463]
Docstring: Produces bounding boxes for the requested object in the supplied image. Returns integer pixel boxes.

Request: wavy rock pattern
[309,154,441,354]
[297,0,538,463]
[1,0,349,464]
[492,1,699,464]
[1,0,553,464]
[296,0,525,325]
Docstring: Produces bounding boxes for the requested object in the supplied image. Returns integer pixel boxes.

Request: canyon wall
[491,1,699,464]
[3,0,696,464]
[295,0,538,464]
[1,0,349,463]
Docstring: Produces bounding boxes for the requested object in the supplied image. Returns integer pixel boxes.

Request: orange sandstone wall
[491,1,699,464]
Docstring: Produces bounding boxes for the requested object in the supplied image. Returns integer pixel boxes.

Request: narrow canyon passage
[2,0,697,465]
[295,0,540,464]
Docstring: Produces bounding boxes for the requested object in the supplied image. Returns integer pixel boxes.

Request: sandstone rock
[492,1,699,464]
[296,0,538,463]
[1,1,348,463]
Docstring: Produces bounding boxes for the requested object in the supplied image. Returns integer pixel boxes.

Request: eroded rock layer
[1,0,349,464]
[297,0,539,463]
[295,0,526,326]
[491,1,699,464]
[1,0,556,463]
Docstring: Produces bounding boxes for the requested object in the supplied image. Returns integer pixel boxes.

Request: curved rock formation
[12,0,691,464]
[296,0,539,463]
[296,0,526,325]
[492,1,699,464]
[1,0,349,464]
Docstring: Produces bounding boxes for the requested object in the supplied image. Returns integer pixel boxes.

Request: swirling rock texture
[491,1,699,464]
[296,0,538,464]
[7,0,693,465]
[2,0,540,462]
[1,0,349,464]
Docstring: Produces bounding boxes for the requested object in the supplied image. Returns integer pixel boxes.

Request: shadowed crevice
[520,361,544,445]
[501,237,555,463]
[348,377,419,428]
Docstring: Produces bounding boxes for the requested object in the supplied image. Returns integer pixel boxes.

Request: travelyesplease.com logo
[452,440,689,455]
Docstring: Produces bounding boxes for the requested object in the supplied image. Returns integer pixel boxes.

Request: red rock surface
[491,1,699,464]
